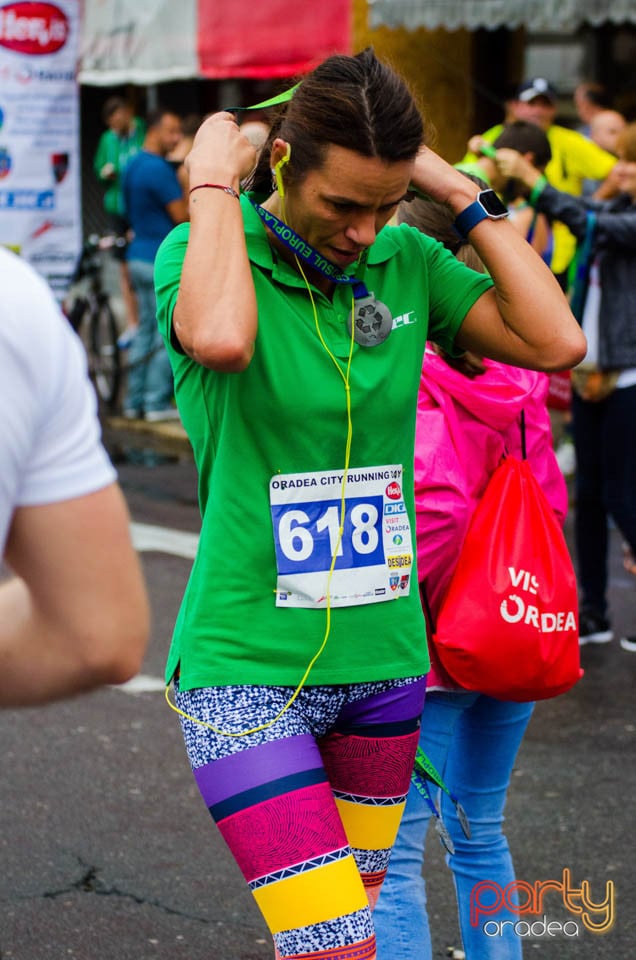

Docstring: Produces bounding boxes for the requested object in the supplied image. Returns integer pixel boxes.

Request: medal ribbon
[225,83,302,114]
[250,201,371,300]
[413,746,471,840]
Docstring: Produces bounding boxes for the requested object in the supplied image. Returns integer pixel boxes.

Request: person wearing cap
[464,78,617,283]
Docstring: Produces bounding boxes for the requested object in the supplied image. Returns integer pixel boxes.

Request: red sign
[0,2,68,55]
[386,482,402,500]
[197,0,351,79]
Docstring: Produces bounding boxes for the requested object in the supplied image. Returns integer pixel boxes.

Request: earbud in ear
[273,143,292,198]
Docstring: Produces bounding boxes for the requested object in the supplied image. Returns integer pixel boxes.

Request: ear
[269,138,291,169]
[270,138,292,197]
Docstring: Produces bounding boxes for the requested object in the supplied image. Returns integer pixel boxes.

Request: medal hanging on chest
[348,291,393,347]
[251,201,394,347]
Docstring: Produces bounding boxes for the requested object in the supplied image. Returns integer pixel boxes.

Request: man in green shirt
[93,96,146,339]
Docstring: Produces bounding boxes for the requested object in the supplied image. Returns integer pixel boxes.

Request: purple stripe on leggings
[194,734,324,806]
[337,676,427,727]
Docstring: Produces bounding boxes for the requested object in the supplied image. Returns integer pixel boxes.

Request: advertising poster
[0,0,81,298]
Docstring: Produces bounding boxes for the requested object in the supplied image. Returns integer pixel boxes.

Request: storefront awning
[369,0,636,32]
[79,0,351,86]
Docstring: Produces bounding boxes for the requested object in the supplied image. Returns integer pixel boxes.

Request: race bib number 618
[270,465,413,609]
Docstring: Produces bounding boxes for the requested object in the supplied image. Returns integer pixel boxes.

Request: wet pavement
[0,447,633,959]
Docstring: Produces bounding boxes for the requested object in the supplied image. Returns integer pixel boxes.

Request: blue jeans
[124,259,174,414]
[374,691,534,960]
[572,384,636,617]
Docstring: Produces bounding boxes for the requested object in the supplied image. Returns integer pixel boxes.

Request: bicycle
[64,234,124,411]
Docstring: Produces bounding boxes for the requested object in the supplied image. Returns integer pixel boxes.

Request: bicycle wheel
[65,295,89,334]
[88,299,121,410]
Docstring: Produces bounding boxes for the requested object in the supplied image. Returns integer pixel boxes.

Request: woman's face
[614,150,636,200]
[280,144,414,269]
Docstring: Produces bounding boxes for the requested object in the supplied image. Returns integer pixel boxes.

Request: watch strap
[454,201,489,238]
[454,190,509,239]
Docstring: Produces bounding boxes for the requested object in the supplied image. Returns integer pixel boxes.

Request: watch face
[479,189,508,218]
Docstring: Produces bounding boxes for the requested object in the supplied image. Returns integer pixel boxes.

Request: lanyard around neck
[250,200,371,299]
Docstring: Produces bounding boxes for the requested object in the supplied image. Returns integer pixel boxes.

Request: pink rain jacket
[415,347,568,691]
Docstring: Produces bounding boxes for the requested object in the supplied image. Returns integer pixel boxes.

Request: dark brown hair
[494,121,552,170]
[102,96,130,124]
[398,172,488,262]
[249,48,424,193]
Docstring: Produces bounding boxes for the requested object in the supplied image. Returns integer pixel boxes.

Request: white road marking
[114,674,168,694]
[130,522,199,559]
[116,523,199,695]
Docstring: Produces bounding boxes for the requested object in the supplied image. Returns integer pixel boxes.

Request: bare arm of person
[0,483,149,706]
[166,196,189,224]
[508,203,551,257]
[409,146,586,371]
[593,166,622,201]
[530,212,552,258]
[173,112,259,371]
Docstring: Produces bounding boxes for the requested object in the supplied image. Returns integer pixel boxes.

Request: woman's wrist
[189,183,240,200]
[447,184,482,217]
[186,163,241,193]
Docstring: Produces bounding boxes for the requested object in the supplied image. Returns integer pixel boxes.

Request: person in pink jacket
[374,185,568,960]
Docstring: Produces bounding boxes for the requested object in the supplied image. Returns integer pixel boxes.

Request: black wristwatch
[454,189,509,238]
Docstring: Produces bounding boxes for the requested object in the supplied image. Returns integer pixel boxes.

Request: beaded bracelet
[189,183,240,199]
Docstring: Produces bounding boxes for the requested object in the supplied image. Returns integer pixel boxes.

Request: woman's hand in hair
[185,112,257,194]
[409,146,480,214]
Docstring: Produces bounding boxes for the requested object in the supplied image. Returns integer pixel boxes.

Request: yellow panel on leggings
[253,854,368,934]
[335,797,406,850]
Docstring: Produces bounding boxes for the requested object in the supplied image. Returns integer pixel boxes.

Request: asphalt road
[1,451,633,960]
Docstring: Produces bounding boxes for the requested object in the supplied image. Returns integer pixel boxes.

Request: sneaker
[117,325,138,350]
[620,636,636,652]
[144,407,180,423]
[555,438,576,477]
[578,610,614,645]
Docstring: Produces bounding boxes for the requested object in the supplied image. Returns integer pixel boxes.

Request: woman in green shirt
[155,49,584,960]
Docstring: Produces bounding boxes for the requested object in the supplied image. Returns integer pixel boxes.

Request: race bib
[270,464,413,608]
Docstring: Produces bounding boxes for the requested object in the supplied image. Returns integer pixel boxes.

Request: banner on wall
[78,0,351,85]
[0,0,81,298]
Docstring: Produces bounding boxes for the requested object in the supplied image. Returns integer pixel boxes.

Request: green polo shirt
[93,120,146,217]
[154,196,492,690]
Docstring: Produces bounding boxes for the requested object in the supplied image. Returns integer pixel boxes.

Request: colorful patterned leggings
[175,676,426,960]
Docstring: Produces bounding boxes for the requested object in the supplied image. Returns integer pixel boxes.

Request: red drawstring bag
[430,451,583,702]
[546,370,572,411]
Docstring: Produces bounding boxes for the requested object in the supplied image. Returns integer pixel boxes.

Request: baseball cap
[517,78,557,104]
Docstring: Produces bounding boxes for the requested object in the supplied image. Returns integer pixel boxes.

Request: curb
[102,415,193,459]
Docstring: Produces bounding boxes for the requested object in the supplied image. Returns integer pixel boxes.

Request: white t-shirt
[1,247,117,552]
